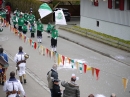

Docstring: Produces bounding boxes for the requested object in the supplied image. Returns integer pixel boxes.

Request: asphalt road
[0,21,130,97]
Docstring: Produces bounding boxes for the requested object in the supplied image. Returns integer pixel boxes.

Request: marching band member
[14,46,28,84]
[3,71,26,97]
[18,14,25,32]
[37,19,44,43]
[12,13,18,29]
[51,26,58,53]
[46,22,52,38]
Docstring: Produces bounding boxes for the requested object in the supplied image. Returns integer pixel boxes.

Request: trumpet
[24,54,29,60]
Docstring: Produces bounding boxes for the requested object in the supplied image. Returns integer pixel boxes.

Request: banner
[55,9,67,25]
[38,3,52,19]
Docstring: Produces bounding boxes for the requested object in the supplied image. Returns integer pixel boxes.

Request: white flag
[55,9,67,25]
[38,3,52,19]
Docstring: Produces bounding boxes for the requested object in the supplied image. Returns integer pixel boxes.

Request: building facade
[80,0,130,40]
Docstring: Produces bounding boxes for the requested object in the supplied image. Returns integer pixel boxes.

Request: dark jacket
[47,69,58,89]
[61,81,80,97]
[52,84,62,97]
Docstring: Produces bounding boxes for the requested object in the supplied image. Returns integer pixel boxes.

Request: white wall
[80,0,130,40]
[80,16,130,40]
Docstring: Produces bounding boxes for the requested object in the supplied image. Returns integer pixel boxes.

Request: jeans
[50,89,53,97]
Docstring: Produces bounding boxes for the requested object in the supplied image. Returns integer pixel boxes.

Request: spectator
[52,79,62,97]
[95,94,106,97]
[47,64,58,97]
[61,74,80,97]
[88,94,94,97]
[110,93,116,97]
[0,47,8,85]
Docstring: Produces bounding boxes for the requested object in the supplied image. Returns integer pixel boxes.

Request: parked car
[53,8,71,22]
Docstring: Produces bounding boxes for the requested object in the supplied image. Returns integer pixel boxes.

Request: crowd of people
[0,3,118,97]
[12,8,58,53]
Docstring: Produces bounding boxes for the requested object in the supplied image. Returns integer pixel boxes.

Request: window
[112,0,124,10]
[97,21,99,27]
[115,0,120,9]
[127,0,130,10]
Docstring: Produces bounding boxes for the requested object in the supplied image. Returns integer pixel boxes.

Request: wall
[80,0,130,40]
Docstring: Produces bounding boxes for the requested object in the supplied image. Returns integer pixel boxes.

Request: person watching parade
[0,47,8,85]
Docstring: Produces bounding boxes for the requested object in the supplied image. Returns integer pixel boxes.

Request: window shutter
[119,0,124,10]
[94,0,99,6]
[108,0,112,9]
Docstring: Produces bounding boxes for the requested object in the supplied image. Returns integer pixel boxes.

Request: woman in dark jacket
[52,79,62,97]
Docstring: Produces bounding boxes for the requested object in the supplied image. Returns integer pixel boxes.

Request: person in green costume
[14,8,20,18]
[37,19,43,43]
[30,24,36,38]
[50,26,58,52]
[1,9,6,27]
[24,10,29,25]
[28,11,35,25]
[12,13,18,29]
[22,22,27,35]
[18,14,25,32]
[46,22,52,38]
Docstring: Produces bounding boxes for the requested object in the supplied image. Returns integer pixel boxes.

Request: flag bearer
[51,26,58,53]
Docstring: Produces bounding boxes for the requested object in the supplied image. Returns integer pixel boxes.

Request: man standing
[61,74,80,97]
[3,71,26,97]
[14,46,27,84]
[37,19,43,43]
[0,47,8,85]
[51,26,58,53]
[47,64,58,97]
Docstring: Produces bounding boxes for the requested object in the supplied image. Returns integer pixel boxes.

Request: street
[0,20,130,97]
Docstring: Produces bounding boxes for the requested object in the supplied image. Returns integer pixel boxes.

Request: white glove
[54,37,57,39]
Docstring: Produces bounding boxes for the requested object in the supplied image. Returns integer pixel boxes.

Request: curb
[59,26,130,52]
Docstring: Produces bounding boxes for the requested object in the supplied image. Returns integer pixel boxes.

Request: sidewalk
[0,59,50,97]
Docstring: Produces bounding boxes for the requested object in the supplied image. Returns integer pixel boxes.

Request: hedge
[5,0,53,24]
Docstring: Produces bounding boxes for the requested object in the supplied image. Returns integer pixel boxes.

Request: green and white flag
[38,3,52,19]
[55,9,67,25]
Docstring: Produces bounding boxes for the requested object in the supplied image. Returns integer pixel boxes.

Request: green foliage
[5,0,53,23]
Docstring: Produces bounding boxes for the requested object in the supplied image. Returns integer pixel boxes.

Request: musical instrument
[0,56,9,68]
[24,54,29,60]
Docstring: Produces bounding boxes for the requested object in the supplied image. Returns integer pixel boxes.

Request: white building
[80,0,130,40]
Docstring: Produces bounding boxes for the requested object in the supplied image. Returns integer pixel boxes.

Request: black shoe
[24,79,26,84]
[0,82,2,85]
[40,42,42,43]
[48,36,50,38]
[21,82,23,84]
[2,81,4,85]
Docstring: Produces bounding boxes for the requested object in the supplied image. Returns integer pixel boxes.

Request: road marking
[4,50,50,93]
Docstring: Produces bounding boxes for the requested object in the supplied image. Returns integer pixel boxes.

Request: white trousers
[18,63,26,76]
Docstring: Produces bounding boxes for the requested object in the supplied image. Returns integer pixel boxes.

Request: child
[30,24,36,38]
[52,79,62,97]
[22,22,27,35]
[46,22,52,38]
[0,64,3,85]
[12,13,18,29]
